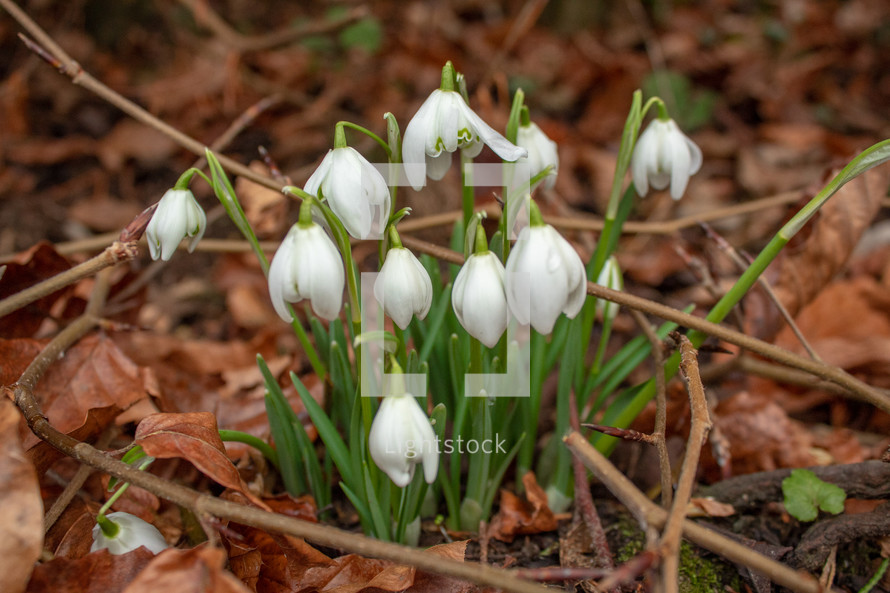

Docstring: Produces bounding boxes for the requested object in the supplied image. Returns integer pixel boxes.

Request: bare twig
[179,0,368,53]
[582,280,890,413]
[403,234,890,410]
[582,423,657,445]
[563,432,833,593]
[660,336,712,593]
[569,390,614,572]
[44,423,118,532]
[0,241,136,320]
[701,222,821,361]
[0,0,279,191]
[629,308,673,508]
[6,268,557,593]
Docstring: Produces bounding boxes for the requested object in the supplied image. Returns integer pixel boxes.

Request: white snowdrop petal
[631,118,702,200]
[91,512,168,556]
[369,394,439,487]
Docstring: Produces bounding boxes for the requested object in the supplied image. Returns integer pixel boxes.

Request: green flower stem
[462,337,486,513]
[440,61,456,92]
[173,167,210,190]
[859,558,889,593]
[594,139,890,455]
[205,149,269,273]
[96,450,155,526]
[590,313,614,376]
[461,151,475,227]
[287,186,362,326]
[219,429,280,470]
[473,221,488,255]
[692,138,890,344]
[388,225,403,249]
[290,313,327,383]
[336,121,392,159]
[505,89,524,145]
[95,512,120,538]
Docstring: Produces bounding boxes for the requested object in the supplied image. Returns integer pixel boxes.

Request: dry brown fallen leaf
[0,242,76,338]
[0,398,43,593]
[119,546,251,593]
[134,412,268,509]
[0,334,150,473]
[233,162,289,239]
[488,472,559,543]
[688,497,735,518]
[746,164,890,341]
[700,390,816,480]
[26,548,155,593]
[224,519,471,593]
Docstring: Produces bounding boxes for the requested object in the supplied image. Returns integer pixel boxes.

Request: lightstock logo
[359,160,533,400]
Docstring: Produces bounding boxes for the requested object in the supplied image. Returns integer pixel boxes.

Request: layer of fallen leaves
[3,0,890,591]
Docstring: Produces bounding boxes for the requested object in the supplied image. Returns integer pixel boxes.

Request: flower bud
[91,511,168,555]
[505,221,586,334]
[373,247,433,330]
[514,122,558,190]
[145,189,206,261]
[452,251,509,348]
[595,255,623,323]
[268,222,344,321]
[368,394,439,487]
[402,64,526,190]
[304,147,391,240]
[631,118,702,200]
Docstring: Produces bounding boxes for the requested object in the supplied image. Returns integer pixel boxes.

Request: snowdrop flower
[402,62,527,190]
[373,245,432,329]
[268,221,344,321]
[145,189,206,261]
[91,511,168,555]
[304,146,391,240]
[595,255,623,323]
[505,202,586,334]
[631,118,702,200]
[369,393,439,487]
[513,121,559,191]
[453,250,509,349]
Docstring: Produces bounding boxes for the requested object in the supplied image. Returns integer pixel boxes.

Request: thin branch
[569,390,614,572]
[701,222,821,361]
[7,271,556,593]
[0,0,279,191]
[538,190,803,235]
[563,432,833,593]
[660,336,712,593]
[0,241,137,319]
[582,280,890,413]
[44,423,118,532]
[402,233,890,411]
[16,407,556,593]
[406,232,890,410]
[629,308,672,508]
[179,0,368,53]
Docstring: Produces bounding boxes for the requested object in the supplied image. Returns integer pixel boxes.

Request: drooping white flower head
[595,255,623,323]
[631,118,702,200]
[304,146,391,240]
[453,251,509,348]
[91,511,168,555]
[513,121,559,191]
[369,393,439,487]
[402,63,527,190]
[505,203,586,334]
[268,222,344,321]
[145,189,206,261]
[373,246,433,330]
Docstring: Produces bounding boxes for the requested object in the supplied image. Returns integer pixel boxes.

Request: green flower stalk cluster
[148,60,726,540]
